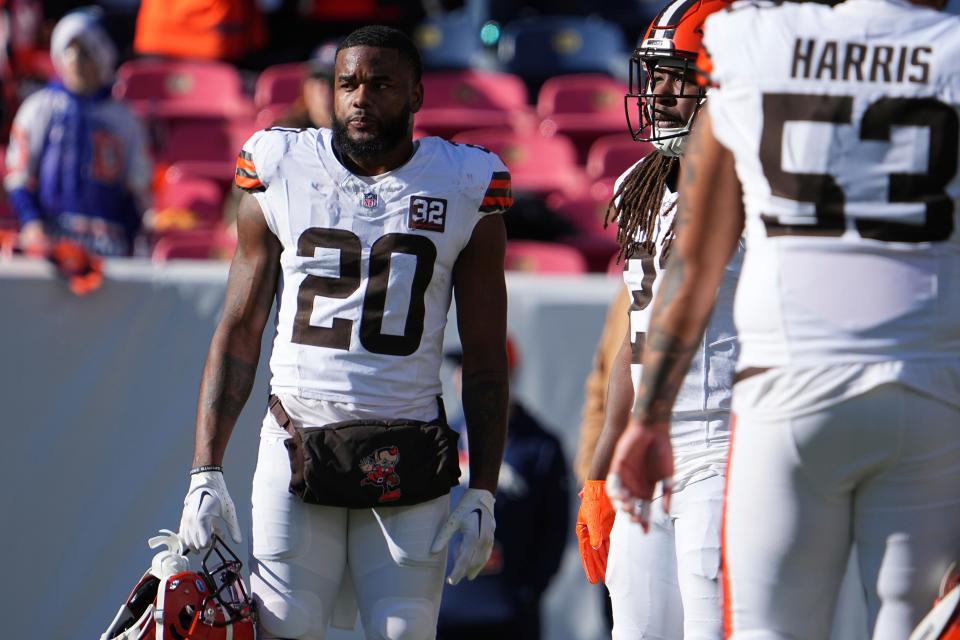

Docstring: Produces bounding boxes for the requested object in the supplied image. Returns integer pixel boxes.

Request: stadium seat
[254,62,306,110]
[154,177,225,231]
[152,229,237,262]
[155,116,257,185]
[552,195,617,236]
[255,104,287,129]
[498,16,627,91]
[504,240,587,274]
[585,134,651,181]
[453,128,589,198]
[113,59,254,119]
[414,10,486,71]
[537,74,631,162]
[415,70,535,139]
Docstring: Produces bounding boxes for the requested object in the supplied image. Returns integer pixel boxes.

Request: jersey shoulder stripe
[480,170,513,213]
[235,149,265,192]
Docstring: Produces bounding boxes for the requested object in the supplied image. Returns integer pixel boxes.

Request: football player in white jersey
[608,1,960,638]
[176,26,513,640]
[575,1,740,638]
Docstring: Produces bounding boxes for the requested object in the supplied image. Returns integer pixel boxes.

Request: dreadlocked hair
[605,152,679,262]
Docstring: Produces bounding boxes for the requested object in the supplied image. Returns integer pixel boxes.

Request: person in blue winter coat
[5,8,151,257]
[438,339,571,640]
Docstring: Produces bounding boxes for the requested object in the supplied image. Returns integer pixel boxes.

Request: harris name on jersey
[791,38,931,84]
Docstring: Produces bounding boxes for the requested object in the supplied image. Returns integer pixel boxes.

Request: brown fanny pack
[268,395,461,508]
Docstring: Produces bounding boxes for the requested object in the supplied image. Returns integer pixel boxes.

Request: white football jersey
[235,127,511,407]
[704,0,960,368]
[617,161,742,483]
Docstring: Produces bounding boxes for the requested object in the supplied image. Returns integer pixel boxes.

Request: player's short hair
[336,25,422,82]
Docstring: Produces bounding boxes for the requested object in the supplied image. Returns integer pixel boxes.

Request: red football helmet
[625,0,732,156]
[101,531,257,640]
[910,563,960,640]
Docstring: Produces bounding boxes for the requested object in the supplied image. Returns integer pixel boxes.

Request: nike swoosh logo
[197,490,212,512]
[471,508,482,536]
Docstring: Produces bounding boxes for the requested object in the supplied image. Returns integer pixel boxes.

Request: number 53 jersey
[703,0,960,369]
[235,127,511,407]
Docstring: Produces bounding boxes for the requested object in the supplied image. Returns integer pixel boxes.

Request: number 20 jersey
[235,127,511,407]
[704,0,960,368]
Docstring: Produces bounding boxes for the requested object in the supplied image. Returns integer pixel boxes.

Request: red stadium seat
[152,229,237,262]
[552,195,617,236]
[415,70,536,139]
[453,129,589,198]
[255,104,287,129]
[114,59,254,119]
[536,74,630,162]
[154,177,225,231]
[585,134,651,181]
[254,63,306,110]
[504,240,588,274]
[156,116,257,184]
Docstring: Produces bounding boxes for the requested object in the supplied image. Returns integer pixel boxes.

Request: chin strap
[652,133,689,158]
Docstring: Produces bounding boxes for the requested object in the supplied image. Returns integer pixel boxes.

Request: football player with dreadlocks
[574,1,741,637]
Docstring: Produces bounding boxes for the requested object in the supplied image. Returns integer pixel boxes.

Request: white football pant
[725,382,960,640]
[606,474,725,640]
[249,411,448,640]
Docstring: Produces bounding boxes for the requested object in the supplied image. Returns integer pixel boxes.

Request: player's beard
[332,105,412,161]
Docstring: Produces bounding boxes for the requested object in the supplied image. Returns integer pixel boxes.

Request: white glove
[430,488,496,585]
[178,469,242,552]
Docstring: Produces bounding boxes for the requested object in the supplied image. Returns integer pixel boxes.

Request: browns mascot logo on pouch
[360,445,402,503]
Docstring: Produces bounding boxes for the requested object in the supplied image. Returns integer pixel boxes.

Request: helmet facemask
[198,534,257,627]
[625,52,706,157]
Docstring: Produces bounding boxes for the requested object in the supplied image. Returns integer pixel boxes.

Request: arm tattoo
[461,370,509,490]
[201,353,258,426]
[631,254,708,424]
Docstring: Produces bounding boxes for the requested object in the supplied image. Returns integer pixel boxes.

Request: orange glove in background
[576,479,616,584]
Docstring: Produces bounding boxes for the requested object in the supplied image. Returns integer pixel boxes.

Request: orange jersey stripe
[235,175,263,189]
[236,157,257,173]
[482,196,513,206]
[721,413,737,639]
[486,179,511,190]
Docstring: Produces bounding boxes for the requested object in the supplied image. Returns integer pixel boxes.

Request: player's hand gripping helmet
[100,530,257,640]
[625,0,731,157]
[910,562,960,640]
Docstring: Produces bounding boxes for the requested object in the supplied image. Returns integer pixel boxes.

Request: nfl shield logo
[361,192,378,209]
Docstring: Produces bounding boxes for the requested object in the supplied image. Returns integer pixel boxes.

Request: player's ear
[411,79,424,114]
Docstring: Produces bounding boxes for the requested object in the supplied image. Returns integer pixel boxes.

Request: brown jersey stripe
[483,188,512,198]
[490,171,511,180]
[235,166,258,180]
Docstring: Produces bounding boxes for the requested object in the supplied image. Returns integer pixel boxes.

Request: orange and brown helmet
[625,0,732,156]
[100,534,257,640]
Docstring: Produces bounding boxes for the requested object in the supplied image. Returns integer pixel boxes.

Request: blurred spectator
[438,338,570,640]
[273,41,336,129]
[4,8,151,257]
[133,0,266,64]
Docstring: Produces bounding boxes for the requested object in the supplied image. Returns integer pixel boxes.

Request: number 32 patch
[409,196,448,232]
